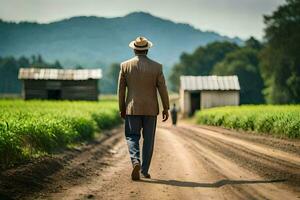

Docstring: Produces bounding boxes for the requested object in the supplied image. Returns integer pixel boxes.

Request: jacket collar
[135,54,147,57]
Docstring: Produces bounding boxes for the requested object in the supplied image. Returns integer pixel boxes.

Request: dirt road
[2,121,300,200]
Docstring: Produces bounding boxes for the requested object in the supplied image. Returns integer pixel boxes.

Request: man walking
[171,103,178,126]
[118,36,170,181]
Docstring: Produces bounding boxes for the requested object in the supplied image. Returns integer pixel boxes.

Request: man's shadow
[139,178,286,188]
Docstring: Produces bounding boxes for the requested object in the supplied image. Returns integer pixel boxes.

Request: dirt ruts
[0,121,299,200]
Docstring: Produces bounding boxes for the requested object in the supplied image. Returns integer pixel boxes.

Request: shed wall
[23,80,47,99]
[201,90,239,109]
[23,80,99,100]
[61,80,98,100]
[180,89,191,117]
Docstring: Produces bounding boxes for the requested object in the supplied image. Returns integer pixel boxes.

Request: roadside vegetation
[0,100,121,169]
[196,105,300,139]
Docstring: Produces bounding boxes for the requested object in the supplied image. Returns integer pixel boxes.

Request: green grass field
[196,105,300,139]
[0,100,121,169]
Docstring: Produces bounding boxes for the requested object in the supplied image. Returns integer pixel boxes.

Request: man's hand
[120,111,126,119]
[162,110,169,122]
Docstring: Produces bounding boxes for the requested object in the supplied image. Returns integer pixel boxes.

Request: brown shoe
[141,173,151,179]
[131,163,140,181]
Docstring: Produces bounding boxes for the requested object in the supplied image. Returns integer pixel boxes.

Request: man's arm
[118,65,126,119]
[157,66,170,121]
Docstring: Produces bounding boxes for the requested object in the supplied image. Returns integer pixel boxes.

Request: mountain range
[0,12,242,69]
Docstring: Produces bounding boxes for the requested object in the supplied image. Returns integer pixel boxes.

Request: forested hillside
[0,12,241,68]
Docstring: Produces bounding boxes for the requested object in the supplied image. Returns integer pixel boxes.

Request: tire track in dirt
[160,126,299,199]
[176,125,300,187]
[198,125,300,155]
[185,125,300,165]
[159,128,268,200]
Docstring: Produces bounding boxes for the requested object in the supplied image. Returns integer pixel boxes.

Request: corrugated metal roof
[18,68,102,80]
[180,75,240,91]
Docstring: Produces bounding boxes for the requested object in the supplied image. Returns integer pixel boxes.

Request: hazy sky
[0,0,285,39]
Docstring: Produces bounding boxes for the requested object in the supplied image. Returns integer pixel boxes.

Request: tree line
[169,0,300,104]
[169,38,264,104]
[0,55,62,93]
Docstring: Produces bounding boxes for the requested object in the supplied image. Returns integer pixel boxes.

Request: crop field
[196,105,300,139]
[0,100,121,169]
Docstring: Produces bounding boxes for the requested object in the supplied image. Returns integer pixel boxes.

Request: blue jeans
[125,115,157,175]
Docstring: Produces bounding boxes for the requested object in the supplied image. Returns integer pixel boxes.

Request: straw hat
[129,36,153,50]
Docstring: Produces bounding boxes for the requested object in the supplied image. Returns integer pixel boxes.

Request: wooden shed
[18,68,102,101]
[180,75,240,116]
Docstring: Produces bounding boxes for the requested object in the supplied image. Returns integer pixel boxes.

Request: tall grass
[0,100,121,169]
[196,105,300,138]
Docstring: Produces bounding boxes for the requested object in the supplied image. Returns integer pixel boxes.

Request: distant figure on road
[171,103,178,126]
[118,36,170,181]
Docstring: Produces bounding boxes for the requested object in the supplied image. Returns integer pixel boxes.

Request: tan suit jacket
[118,55,170,116]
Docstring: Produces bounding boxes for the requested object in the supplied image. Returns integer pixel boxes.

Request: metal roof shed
[18,68,102,100]
[180,75,240,116]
